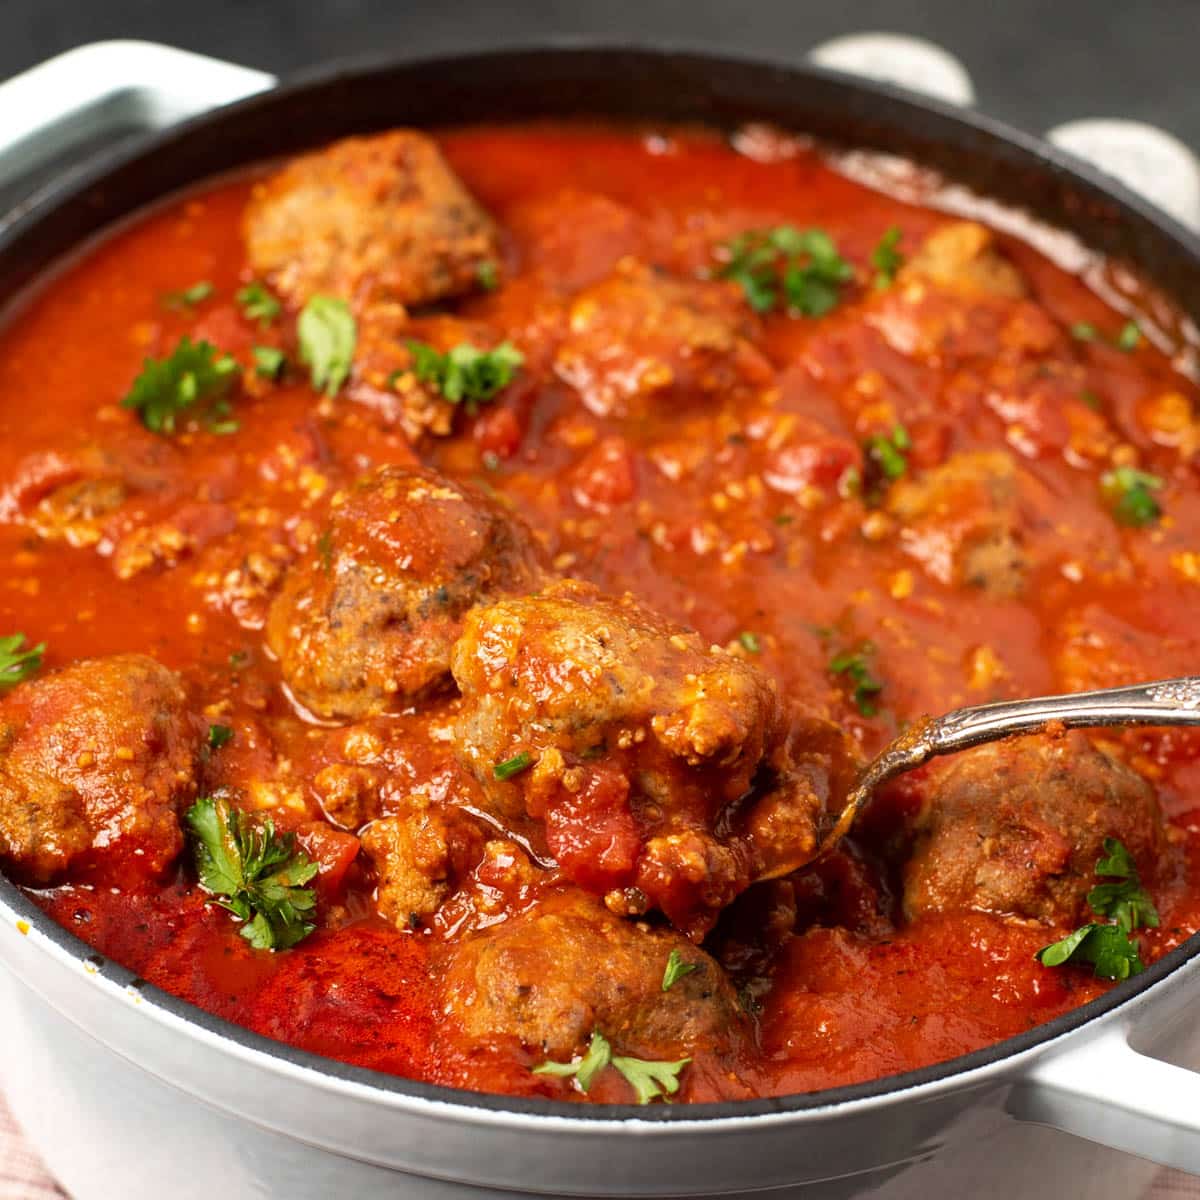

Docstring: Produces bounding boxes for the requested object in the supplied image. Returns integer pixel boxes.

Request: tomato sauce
[3,123,1200,1103]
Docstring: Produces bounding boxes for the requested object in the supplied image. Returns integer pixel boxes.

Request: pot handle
[1012,1021,1200,1172]
[0,40,274,187]
[809,33,1200,232]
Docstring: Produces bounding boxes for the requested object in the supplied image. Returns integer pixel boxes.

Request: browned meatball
[904,732,1167,925]
[898,221,1027,299]
[266,466,549,720]
[0,655,205,883]
[243,130,499,310]
[440,889,743,1061]
[451,579,849,936]
[554,261,773,419]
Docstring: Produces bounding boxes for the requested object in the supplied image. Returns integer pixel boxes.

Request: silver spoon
[762,675,1200,880]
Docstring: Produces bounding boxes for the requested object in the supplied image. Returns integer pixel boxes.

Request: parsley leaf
[121,337,240,435]
[298,295,357,397]
[862,425,911,502]
[164,281,214,310]
[1117,321,1142,352]
[185,796,318,951]
[611,1053,691,1105]
[253,345,286,380]
[208,724,234,751]
[829,643,884,717]
[407,340,523,413]
[662,948,699,991]
[1070,322,1098,342]
[738,631,762,654]
[533,1030,612,1092]
[477,260,499,291]
[717,226,853,317]
[1088,836,1160,934]
[1037,838,1157,981]
[237,281,282,326]
[533,1030,691,1103]
[871,226,904,288]
[0,634,44,691]
[1037,923,1144,981]
[494,751,534,781]
[1100,466,1163,527]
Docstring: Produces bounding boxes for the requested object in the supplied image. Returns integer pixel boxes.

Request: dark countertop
[1,0,1199,150]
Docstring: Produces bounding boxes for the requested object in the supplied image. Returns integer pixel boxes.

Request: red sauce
[4,122,1200,1103]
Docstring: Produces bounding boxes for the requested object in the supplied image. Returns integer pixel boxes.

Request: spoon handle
[798,675,1200,876]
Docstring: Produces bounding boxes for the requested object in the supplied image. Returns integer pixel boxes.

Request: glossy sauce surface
[4,123,1200,1102]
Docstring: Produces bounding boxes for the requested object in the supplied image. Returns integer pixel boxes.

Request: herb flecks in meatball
[266,465,549,721]
[903,731,1167,926]
[0,654,205,884]
[243,130,499,311]
[451,579,847,937]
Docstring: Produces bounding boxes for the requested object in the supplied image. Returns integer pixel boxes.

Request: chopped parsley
[407,340,523,412]
[1037,838,1158,981]
[1100,466,1163,527]
[1117,321,1142,352]
[717,225,853,317]
[298,294,357,397]
[121,336,239,435]
[871,226,904,288]
[533,1030,691,1104]
[0,634,44,691]
[862,425,910,502]
[493,750,534,782]
[163,280,214,310]
[477,260,499,291]
[207,724,234,751]
[253,345,286,380]
[662,948,699,991]
[738,631,762,654]
[1070,322,1098,342]
[236,280,282,326]
[829,643,884,717]
[185,796,318,951]
[316,530,334,576]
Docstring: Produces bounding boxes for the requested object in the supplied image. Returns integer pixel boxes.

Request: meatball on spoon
[762,674,1200,880]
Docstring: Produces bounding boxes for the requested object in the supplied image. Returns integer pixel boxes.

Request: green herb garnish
[477,260,499,291]
[121,336,239,435]
[253,345,286,381]
[1117,321,1142,352]
[717,225,853,317]
[1037,838,1158,981]
[829,644,884,717]
[533,1030,691,1104]
[533,1030,612,1093]
[407,340,523,413]
[236,281,282,326]
[871,226,904,288]
[298,294,357,397]
[185,796,318,951]
[208,724,234,751]
[0,634,44,691]
[164,281,214,310]
[662,948,700,991]
[315,530,334,576]
[738,631,762,654]
[494,751,534,781]
[1070,322,1098,342]
[1100,466,1163,527]
[863,425,910,501]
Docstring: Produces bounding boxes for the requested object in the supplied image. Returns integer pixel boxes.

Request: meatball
[360,795,485,928]
[266,465,549,720]
[244,130,499,310]
[885,451,1029,597]
[903,732,1167,925]
[0,655,205,883]
[440,889,743,1061]
[451,579,846,936]
[554,261,773,419]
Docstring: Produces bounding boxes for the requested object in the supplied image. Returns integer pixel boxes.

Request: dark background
[2,0,1200,149]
